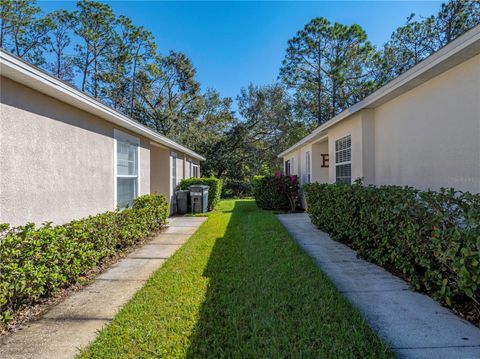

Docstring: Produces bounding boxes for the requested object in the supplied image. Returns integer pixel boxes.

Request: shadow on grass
[185,200,392,358]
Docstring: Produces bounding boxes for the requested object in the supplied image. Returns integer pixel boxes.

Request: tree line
[1,0,478,195]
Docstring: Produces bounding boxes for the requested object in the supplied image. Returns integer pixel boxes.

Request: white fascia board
[278,25,480,158]
[0,49,206,161]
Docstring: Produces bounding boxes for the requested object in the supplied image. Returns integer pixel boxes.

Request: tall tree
[0,0,14,49]
[181,89,238,180]
[180,88,236,150]
[72,0,116,97]
[280,17,377,127]
[127,23,156,117]
[382,14,438,78]
[323,23,378,117]
[137,52,202,139]
[280,17,329,127]
[201,84,303,186]
[0,0,51,65]
[97,16,132,110]
[237,83,299,158]
[43,10,74,82]
[435,0,480,46]
[382,0,480,80]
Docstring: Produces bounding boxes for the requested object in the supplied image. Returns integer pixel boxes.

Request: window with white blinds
[115,130,139,208]
[335,135,352,184]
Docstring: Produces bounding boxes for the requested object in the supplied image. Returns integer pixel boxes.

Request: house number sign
[321,154,329,168]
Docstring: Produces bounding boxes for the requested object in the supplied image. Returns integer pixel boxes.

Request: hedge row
[303,182,480,313]
[0,194,169,325]
[179,177,222,210]
[221,178,253,198]
[253,174,300,211]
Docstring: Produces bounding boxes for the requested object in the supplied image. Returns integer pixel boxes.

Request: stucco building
[0,49,204,226]
[279,26,480,194]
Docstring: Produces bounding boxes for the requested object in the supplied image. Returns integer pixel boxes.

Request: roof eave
[278,25,480,158]
[0,49,206,161]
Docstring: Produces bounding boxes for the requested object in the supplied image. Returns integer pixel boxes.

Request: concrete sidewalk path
[0,216,207,359]
[278,213,480,359]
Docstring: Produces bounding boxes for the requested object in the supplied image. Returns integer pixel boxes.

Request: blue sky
[39,1,442,106]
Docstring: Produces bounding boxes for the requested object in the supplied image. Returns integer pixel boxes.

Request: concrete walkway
[0,216,206,359]
[278,213,480,359]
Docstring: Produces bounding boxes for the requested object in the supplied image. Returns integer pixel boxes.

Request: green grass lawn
[79,199,393,358]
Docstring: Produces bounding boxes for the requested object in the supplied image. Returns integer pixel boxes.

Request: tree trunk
[81,54,89,91]
[317,40,322,126]
[0,21,5,48]
[56,50,61,78]
[93,56,98,97]
[130,52,138,117]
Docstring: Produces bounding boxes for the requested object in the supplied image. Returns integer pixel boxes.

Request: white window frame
[335,134,352,184]
[192,163,199,178]
[187,158,192,178]
[290,157,298,176]
[114,129,140,209]
[305,151,311,184]
[285,159,291,176]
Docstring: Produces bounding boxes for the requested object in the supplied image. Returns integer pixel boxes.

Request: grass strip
[79,199,393,358]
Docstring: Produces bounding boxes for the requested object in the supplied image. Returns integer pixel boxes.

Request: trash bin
[189,185,209,213]
[176,190,189,214]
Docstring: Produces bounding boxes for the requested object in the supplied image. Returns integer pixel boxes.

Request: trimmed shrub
[221,178,253,198]
[0,194,169,325]
[253,174,300,211]
[303,182,480,315]
[179,177,222,210]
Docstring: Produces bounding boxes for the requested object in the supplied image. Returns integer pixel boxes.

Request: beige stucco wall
[150,145,171,200]
[373,54,480,192]
[0,77,151,225]
[175,154,184,186]
[282,110,375,186]
[283,111,372,186]
[326,113,365,183]
[311,140,329,183]
[283,55,479,193]
[150,148,202,214]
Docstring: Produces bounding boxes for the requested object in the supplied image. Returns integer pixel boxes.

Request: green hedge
[221,178,253,198]
[303,182,480,312]
[253,175,300,211]
[179,177,222,210]
[0,194,169,325]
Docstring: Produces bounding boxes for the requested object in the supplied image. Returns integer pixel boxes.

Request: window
[187,158,199,178]
[187,158,192,178]
[285,160,291,176]
[192,164,199,178]
[305,151,311,183]
[335,135,351,184]
[115,130,139,208]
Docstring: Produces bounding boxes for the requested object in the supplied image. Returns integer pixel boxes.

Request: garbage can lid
[189,185,209,190]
